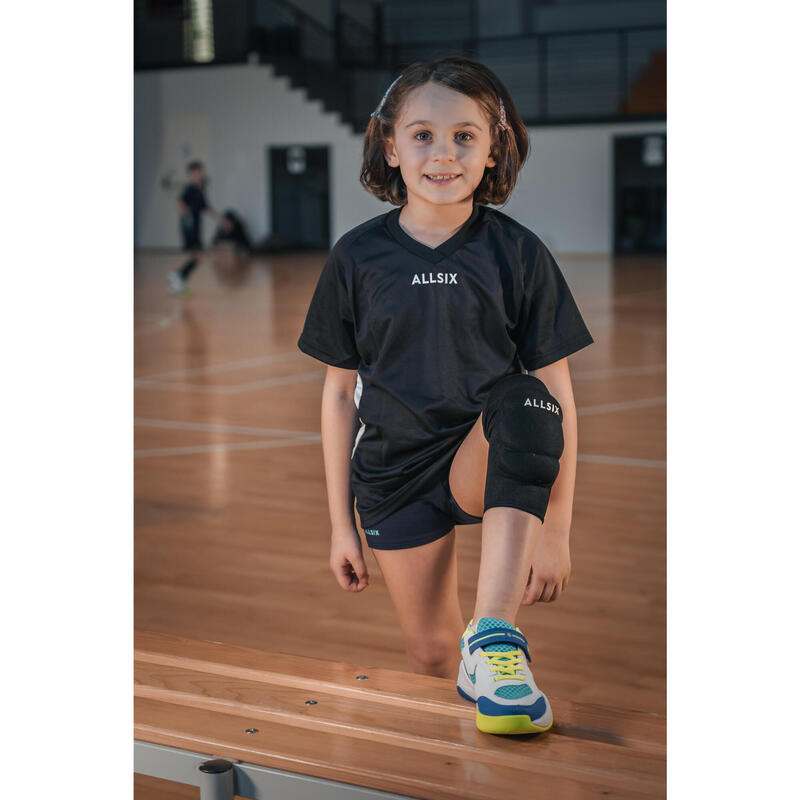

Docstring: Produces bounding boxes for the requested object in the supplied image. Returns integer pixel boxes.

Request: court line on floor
[578,453,665,469]
[135,418,317,437]
[577,286,666,312]
[134,302,183,337]
[135,435,662,467]
[136,355,664,391]
[137,393,665,448]
[612,288,667,304]
[571,364,665,380]
[135,437,320,458]
[135,368,666,396]
[135,352,306,383]
[134,371,324,394]
[578,396,666,416]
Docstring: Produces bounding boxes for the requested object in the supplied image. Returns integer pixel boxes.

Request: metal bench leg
[198,758,235,800]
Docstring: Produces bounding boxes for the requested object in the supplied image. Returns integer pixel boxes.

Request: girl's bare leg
[449,412,538,625]
[371,530,464,678]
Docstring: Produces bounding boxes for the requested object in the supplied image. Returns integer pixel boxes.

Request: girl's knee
[405,629,461,676]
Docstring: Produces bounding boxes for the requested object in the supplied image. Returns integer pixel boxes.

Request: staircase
[621,50,666,115]
[135,0,666,130]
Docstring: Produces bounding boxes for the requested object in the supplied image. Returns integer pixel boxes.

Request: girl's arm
[321,366,370,592]
[522,357,578,603]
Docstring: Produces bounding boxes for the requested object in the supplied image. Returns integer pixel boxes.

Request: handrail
[252,0,336,41]
[135,2,665,127]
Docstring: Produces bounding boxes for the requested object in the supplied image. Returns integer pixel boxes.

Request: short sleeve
[297,247,361,369]
[513,236,593,370]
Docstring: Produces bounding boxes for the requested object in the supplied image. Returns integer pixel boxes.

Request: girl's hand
[330,525,370,592]
[522,533,571,604]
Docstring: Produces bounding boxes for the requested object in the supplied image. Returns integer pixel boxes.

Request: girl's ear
[485,151,497,169]
[384,138,400,168]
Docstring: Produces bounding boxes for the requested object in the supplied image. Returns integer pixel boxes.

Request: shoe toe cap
[476,693,549,722]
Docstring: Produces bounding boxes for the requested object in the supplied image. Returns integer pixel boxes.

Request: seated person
[212,210,251,254]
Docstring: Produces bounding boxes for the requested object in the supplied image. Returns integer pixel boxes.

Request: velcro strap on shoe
[467,628,531,662]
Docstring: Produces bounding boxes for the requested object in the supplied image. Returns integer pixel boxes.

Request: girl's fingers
[521,566,535,604]
[333,565,350,591]
[348,556,369,591]
[332,557,363,592]
[521,589,533,606]
[549,583,561,603]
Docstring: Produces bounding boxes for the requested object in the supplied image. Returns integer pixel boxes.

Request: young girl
[297,56,592,735]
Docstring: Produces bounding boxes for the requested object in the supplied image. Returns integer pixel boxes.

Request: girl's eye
[414,131,474,142]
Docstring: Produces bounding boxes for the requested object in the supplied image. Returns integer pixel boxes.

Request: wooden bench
[135,631,665,799]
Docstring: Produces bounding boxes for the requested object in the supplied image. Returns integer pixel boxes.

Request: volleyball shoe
[168,270,189,296]
[457,617,553,734]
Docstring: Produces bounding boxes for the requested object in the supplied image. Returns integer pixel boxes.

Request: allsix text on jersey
[411,272,458,285]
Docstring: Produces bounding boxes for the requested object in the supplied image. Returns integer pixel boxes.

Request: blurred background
[134,0,665,253]
[134,4,665,795]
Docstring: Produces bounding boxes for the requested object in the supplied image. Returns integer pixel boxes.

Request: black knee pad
[482,373,564,522]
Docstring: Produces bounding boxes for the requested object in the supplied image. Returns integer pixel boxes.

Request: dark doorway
[268,145,330,250]
[613,134,666,255]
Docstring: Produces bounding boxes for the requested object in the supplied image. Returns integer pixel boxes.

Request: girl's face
[384,82,497,208]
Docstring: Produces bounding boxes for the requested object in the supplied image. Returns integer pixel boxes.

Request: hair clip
[370,75,402,119]
[497,99,510,132]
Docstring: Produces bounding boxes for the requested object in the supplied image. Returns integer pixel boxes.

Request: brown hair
[360,56,529,207]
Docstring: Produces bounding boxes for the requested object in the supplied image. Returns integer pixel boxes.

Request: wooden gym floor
[134,244,665,794]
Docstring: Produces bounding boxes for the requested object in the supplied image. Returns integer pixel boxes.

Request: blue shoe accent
[476,694,548,721]
[476,616,514,639]
[467,627,531,662]
[457,684,476,704]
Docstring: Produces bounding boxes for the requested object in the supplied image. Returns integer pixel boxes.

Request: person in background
[212,210,251,254]
[168,160,220,295]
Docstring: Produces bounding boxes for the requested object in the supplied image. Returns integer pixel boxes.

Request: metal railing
[134,0,665,128]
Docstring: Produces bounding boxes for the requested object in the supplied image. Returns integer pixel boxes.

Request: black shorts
[360,475,483,551]
[181,217,203,252]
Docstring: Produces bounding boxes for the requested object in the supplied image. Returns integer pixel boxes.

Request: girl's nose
[432,139,457,162]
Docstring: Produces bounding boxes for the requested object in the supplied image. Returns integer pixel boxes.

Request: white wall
[134,63,664,253]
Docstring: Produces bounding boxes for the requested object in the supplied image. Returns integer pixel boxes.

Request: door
[613,134,666,255]
[268,145,330,250]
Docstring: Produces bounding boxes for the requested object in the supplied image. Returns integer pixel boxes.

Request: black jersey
[297,203,593,528]
[181,184,207,218]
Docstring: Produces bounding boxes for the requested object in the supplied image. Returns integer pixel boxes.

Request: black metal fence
[135,0,666,128]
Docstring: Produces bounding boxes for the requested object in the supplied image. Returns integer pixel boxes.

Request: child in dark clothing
[212,210,251,253]
[168,161,220,295]
[297,56,593,736]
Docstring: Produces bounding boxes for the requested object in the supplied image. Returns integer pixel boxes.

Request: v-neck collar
[385,203,484,264]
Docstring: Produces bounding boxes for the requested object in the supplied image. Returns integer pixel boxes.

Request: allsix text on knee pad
[524,396,560,415]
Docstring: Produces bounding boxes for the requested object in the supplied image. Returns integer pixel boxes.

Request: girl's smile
[424,173,462,185]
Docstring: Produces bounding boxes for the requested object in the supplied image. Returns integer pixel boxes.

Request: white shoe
[458,617,553,734]
[168,270,186,295]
